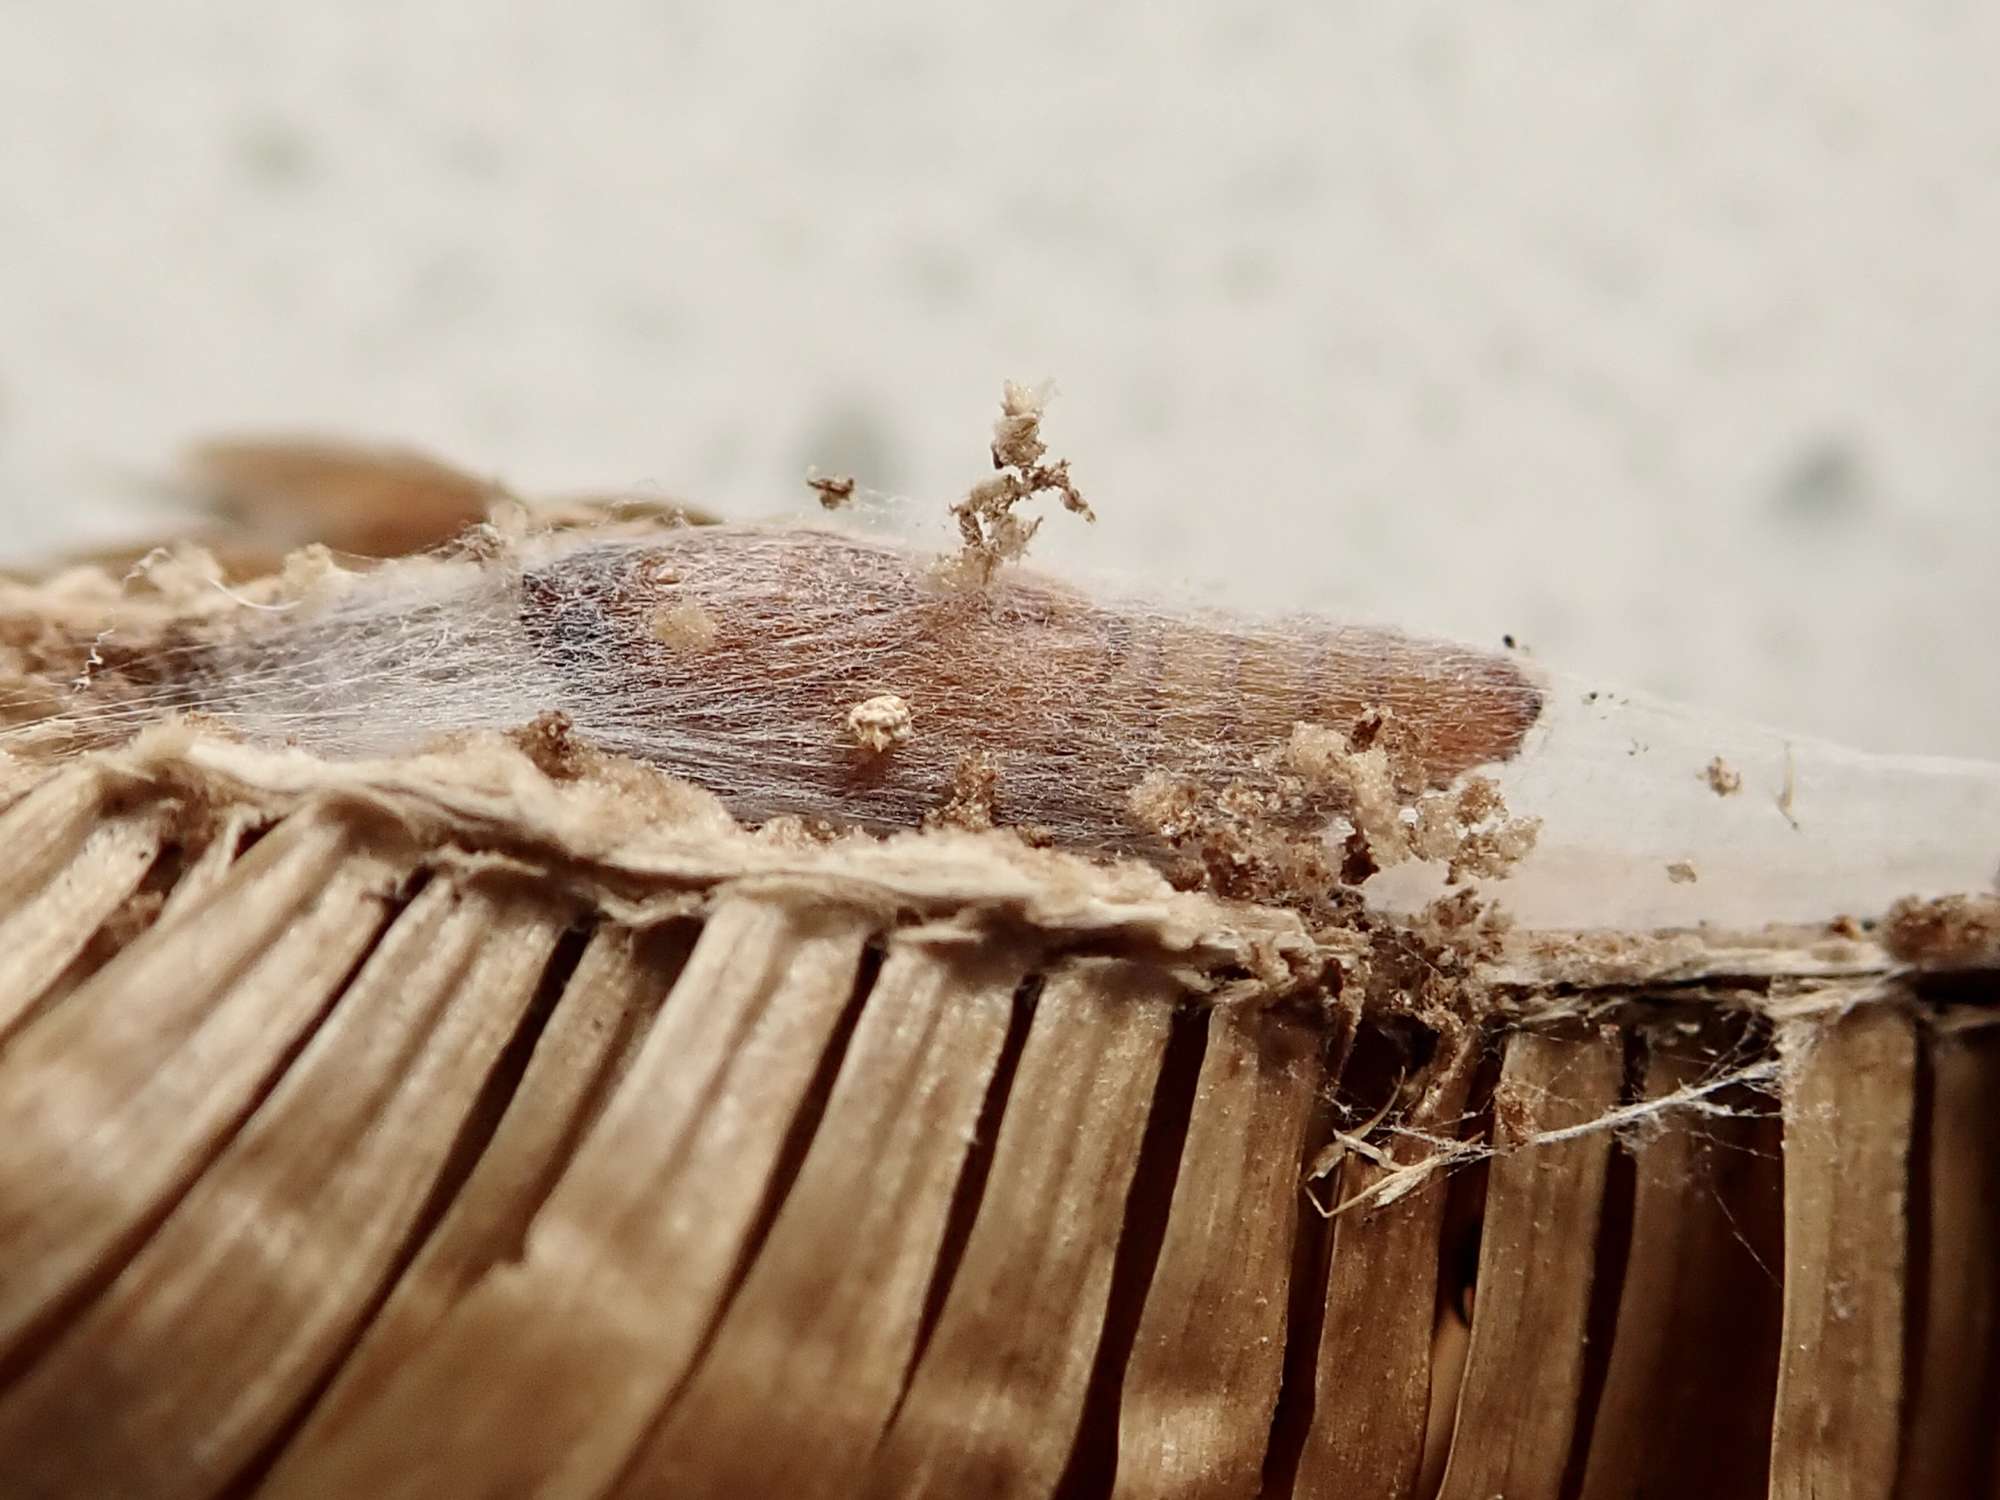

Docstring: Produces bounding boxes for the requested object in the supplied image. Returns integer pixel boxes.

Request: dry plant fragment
[1320,1045,1786,1220]
[926,751,999,831]
[1125,767,1333,906]
[1438,777,1541,884]
[807,471,856,510]
[1705,756,1742,796]
[847,694,913,755]
[1120,704,1546,1024]
[938,381,1096,589]
[1666,860,1698,884]
[1126,709,1538,921]
[1776,744,1800,828]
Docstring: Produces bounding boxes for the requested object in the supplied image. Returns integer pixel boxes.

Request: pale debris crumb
[1704,756,1742,796]
[1445,810,1542,884]
[1284,722,1407,868]
[650,599,718,651]
[1666,859,1698,884]
[1409,794,1465,863]
[847,693,914,755]
[1124,708,1539,915]
[275,543,346,600]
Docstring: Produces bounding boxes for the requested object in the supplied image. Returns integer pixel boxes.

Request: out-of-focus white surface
[1,2,1996,756]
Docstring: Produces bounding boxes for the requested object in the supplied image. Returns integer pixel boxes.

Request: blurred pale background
[2,2,1996,755]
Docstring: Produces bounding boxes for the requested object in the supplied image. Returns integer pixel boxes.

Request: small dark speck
[1772,437,1871,523]
[795,400,903,501]
[1583,690,1600,704]
[1501,633,1519,650]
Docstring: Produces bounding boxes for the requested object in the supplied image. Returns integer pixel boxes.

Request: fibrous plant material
[1434,1028,1624,1500]
[1898,1026,2000,1499]
[1292,1024,1481,1500]
[1577,1035,1784,1499]
[1111,1005,1328,1498]
[617,942,1027,1499]
[0,879,568,1500]
[1771,1006,1918,1500]
[283,899,880,1500]
[0,726,1994,1499]
[864,963,1176,1496]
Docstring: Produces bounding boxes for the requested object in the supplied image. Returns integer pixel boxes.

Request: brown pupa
[11,525,1543,856]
